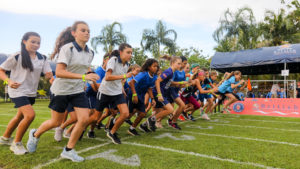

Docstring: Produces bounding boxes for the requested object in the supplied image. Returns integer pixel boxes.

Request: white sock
[130,126,135,130]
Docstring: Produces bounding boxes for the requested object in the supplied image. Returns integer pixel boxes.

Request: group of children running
[0,21,246,162]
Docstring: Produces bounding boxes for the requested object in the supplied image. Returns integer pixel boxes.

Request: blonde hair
[127,64,141,73]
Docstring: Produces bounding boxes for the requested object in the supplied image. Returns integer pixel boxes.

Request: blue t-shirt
[86,66,106,96]
[218,76,238,93]
[124,76,134,95]
[153,68,173,95]
[129,71,157,100]
[173,70,186,93]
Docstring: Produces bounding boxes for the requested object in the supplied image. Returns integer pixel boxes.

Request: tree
[91,22,127,53]
[213,7,260,52]
[260,9,292,46]
[130,48,148,66]
[175,47,210,68]
[141,20,177,59]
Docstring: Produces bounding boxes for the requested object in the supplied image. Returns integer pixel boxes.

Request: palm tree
[91,22,127,53]
[141,20,177,58]
[213,7,260,51]
[260,7,299,46]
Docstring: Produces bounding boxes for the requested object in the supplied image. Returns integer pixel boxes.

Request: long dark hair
[141,58,159,74]
[110,43,132,57]
[50,27,74,60]
[21,32,40,72]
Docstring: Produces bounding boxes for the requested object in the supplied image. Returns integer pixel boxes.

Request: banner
[230,98,300,117]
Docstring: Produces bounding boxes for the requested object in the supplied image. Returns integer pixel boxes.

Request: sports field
[0,100,300,169]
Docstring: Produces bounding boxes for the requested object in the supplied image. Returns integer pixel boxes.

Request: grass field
[1,100,300,169]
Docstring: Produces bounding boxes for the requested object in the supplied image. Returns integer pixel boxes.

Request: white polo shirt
[99,56,129,96]
[50,41,94,95]
[0,52,52,98]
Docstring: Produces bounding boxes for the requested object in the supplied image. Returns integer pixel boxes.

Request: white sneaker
[63,130,71,138]
[10,142,28,155]
[202,113,210,120]
[54,127,63,142]
[60,148,84,162]
[26,129,39,153]
[0,136,14,145]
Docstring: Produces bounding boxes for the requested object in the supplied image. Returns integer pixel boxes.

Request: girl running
[140,56,182,132]
[0,32,52,155]
[26,21,99,162]
[127,59,158,136]
[95,43,135,144]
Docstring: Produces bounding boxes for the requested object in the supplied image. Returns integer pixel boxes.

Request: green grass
[1,100,300,168]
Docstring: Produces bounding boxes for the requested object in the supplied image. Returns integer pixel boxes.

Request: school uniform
[167,70,185,103]
[96,56,129,112]
[217,76,241,101]
[153,68,174,108]
[85,66,105,109]
[198,78,213,102]
[0,52,52,108]
[128,71,157,113]
[49,41,94,113]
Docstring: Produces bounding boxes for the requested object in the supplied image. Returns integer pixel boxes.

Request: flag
[247,78,252,91]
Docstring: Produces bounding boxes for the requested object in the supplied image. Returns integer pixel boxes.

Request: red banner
[230,98,300,117]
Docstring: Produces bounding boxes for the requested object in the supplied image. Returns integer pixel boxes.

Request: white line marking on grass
[209,119,230,123]
[175,130,300,147]
[154,133,195,140]
[209,123,300,132]
[123,141,281,169]
[33,136,133,169]
[86,149,140,166]
[186,125,214,130]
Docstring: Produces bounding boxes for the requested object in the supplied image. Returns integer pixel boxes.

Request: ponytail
[50,27,74,60]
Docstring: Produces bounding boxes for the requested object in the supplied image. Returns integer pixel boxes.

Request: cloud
[0,0,288,28]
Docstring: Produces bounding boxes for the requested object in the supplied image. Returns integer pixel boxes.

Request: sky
[0,0,289,67]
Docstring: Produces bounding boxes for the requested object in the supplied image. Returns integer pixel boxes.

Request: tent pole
[284,62,287,98]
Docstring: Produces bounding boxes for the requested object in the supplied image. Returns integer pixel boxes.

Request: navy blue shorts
[49,92,89,113]
[154,95,170,108]
[87,95,97,109]
[165,87,179,104]
[11,96,36,108]
[95,93,126,112]
[128,97,146,113]
[198,93,213,102]
[66,103,74,112]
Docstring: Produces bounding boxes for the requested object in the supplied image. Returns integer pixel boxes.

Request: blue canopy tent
[210,44,300,75]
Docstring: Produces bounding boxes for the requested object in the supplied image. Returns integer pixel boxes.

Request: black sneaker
[96,123,104,129]
[79,129,86,141]
[171,123,181,130]
[139,124,151,133]
[127,128,140,136]
[188,114,196,121]
[182,112,189,120]
[125,119,133,125]
[87,130,96,138]
[147,117,156,132]
[167,118,173,127]
[106,132,121,144]
[108,118,115,131]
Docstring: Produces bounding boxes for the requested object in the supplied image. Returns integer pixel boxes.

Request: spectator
[297,82,300,98]
[270,83,280,98]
